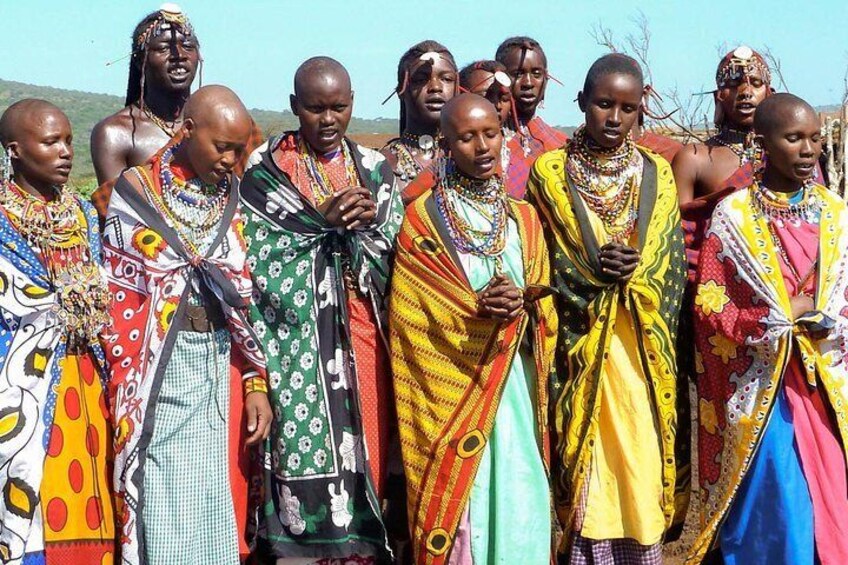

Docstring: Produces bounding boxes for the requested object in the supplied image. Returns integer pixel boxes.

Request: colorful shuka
[688,183,848,564]
[239,133,403,562]
[526,139,687,559]
[389,174,559,565]
[101,148,267,565]
[505,116,568,199]
[0,183,115,565]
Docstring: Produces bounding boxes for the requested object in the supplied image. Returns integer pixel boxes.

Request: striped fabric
[141,329,239,565]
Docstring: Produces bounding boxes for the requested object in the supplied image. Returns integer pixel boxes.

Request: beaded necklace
[708,127,749,163]
[0,180,111,347]
[147,142,230,249]
[299,138,359,205]
[566,126,642,242]
[752,183,820,295]
[141,103,179,137]
[391,134,438,182]
[434,165,508,272]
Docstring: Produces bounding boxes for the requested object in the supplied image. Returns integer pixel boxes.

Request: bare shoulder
[91,107,137,144]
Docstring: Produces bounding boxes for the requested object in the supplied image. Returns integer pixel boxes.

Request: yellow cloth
[41,353,116,563]
[578,203,665,545]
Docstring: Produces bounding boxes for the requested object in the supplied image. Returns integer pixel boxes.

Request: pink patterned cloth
[776,216,848,564]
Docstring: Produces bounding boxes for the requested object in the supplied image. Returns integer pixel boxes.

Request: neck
[169,146,195,177]
[762,167,804,194]
[404,117,438,137]
[517,110,535,125]
[718,123,752,138]
[142,86,188,120]
[12,174,58,202]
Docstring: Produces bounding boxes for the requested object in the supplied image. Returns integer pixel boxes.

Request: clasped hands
[318,186,377,230]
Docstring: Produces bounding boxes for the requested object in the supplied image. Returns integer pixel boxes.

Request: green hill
[0,78,399,195]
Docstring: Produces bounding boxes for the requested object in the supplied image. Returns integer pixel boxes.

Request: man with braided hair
[380,40,458,203]
[90,4,261,223]
[495,36,568,198]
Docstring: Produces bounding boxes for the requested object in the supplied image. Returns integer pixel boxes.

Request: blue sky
[0,0,845,126]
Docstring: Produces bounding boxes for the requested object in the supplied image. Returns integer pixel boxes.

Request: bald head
[754,93,817,138]
[0,99,68,146]
[179,86,252,184]
[293,56,351,98]
[184,85,251,128]
[440,93,499,138]
[440,94,502,180]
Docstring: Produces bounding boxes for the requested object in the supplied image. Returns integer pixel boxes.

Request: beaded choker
[751,182,820,223]
[146,142,230,250]
[434,165,508,272]
[708,127,750,162]
[0,180,111,347]
[566,126,642,242]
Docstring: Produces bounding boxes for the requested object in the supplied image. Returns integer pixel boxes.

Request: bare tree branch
[761,45,789,91]
[590,21,619,53]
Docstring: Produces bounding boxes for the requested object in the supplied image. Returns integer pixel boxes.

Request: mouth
[794,162,815,177]
[474,155,496,172]
[602,127,622,141]
[424,97,445,112]
[735,102,756,115]
[518,93,537,104]
[56,164,72,175]
[167,65,191,82]
[317,129,339,143]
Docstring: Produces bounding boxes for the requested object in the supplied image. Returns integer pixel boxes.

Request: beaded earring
[0,144,12,184]
[747,135,766,180]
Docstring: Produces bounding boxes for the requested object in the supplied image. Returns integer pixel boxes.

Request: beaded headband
[134,3,195,53]
[715,45,771,88]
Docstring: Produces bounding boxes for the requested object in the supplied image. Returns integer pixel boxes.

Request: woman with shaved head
[690,93,848,564]
[100,85,271,565]
[390,93,558,565]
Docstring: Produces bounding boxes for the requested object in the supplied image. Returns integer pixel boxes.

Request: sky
[1,0,846,127]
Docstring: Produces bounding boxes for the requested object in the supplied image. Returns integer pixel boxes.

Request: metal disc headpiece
[715,45,771,89]
[135,3,195,52]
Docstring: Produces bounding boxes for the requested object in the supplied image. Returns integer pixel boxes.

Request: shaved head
[293,56,351,98]
[440,93,499,138]
[0,99,68,146]
[754,93,817,138]
[183,84,251,128]
[178,85,252,184]
[440,94,502,180]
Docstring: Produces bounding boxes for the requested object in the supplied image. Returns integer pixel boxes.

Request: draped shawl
[688,185,848,562]
[526,146,687,547]
[101,170,266,565]
[239,136,403,559]
[0,199,107,564]
[389,192,558,565]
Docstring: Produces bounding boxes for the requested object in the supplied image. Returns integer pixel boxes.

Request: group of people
[1,4,846,565]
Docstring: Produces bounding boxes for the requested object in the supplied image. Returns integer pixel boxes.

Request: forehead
[21,109,71,138]
[503,47,546,70]
[467,70,496,94]
[297,75,352,103]
[588,73,643,100]
[411,56,455,77]
[197,111,251,141]
[446,103,499,131]
[767,105,820,134]
[147,25,193,46]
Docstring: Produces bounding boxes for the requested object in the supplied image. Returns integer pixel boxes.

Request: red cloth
[505,116,568,199]
[776,218,848,563]
[636,131,683,164]
[680,162,754,283]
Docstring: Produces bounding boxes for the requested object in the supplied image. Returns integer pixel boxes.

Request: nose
[220,150,236,170]
[518,72,533,89]
[59,141,73,160]
[799,138,815,157]
[426,74,443,93]
[319,110,334,127]
[474,133,489,153]
[607,108,622,127]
